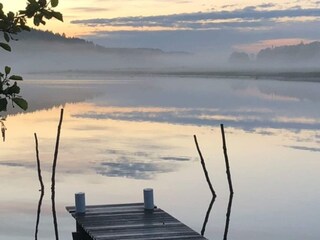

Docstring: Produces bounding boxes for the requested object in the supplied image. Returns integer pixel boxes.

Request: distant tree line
[229,41,320,65]
[4,28,168,55]
[16,28,90,45]
[257,41,320,63]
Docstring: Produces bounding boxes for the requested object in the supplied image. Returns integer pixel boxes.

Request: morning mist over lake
[0,1,319,240]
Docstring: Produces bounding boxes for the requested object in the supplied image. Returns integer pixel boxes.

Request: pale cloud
[221,4,237,9]
[257,3,276,8]
[71,7,320,31]
[68,7,112,12]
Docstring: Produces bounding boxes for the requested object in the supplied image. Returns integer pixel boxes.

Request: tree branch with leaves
[0,0,63,112]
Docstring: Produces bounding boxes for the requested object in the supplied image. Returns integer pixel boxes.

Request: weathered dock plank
[66,203,207,240]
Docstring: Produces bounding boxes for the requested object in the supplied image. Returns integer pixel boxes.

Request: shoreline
[25,69,320,83]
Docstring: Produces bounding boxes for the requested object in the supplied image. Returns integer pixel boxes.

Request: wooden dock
[66,202,207,240]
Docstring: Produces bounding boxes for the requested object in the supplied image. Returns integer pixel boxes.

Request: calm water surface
[0,75,319,240]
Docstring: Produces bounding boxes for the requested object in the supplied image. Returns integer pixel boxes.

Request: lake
[0,74,319,240]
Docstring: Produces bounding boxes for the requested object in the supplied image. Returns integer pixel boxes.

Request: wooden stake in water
[51,108,64,240]
[220,124,234,194]
[194,135,216,197]
[34,133,44,240]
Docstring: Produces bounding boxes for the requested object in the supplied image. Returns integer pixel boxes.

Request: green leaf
[5,66,11,75]
[4,32,10,42]
[26,1,40,18]
[0,42,11,52]
[51,0,59,8]
[7,12,14,20]
[0,98,8,112]
[33,15,41,26]
[12,98,28,111]
[9,75,23,81]
[51,11,63,21]
[0,22,6,29]
[39,0,47,7]
[42,9,52,19]
[6,82,20,95]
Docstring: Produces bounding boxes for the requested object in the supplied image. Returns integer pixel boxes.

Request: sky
[4,0,320,56]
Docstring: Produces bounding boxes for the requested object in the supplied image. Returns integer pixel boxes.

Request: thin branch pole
[51,109,64,240]
[194,135,216,197]
[220,124,234,194]
[34,133,44,240]
[34,133,45,194]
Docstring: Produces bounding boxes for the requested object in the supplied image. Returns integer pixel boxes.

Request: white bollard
[143,188,154,211]
[75,192,86,214]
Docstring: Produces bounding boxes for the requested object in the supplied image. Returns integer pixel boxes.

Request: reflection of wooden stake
[51,109,64,240]
[34,133,44,240]
[201,196,216,236]
[223,193,234,240]
[220,124,234,194]
[1,121,6,142]
[194,135,216,197]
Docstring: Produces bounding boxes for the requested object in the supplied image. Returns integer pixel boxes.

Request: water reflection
[1,76,319,240]
[285,145,320,152]
[34,133,44,240]
[95,161,172,179]
[200,195,234,240]
[74,107,320,132]
[1,118,6,142]
[223,194,234,240]
[93,147,192,179]
[13,76,320,136]
[201,197,216,236]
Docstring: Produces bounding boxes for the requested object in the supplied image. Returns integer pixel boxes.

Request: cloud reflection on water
[93,147,191,179]
[95,161,171,179]
[72,105,320,132]
[284,145,320,152]
[1,76,320,181]
[0,161,36,169]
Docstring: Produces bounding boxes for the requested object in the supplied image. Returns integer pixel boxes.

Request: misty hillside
[0,29,191,73]
[229,41,320,70]
[15,29,172,55]
[257,42,320,65]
